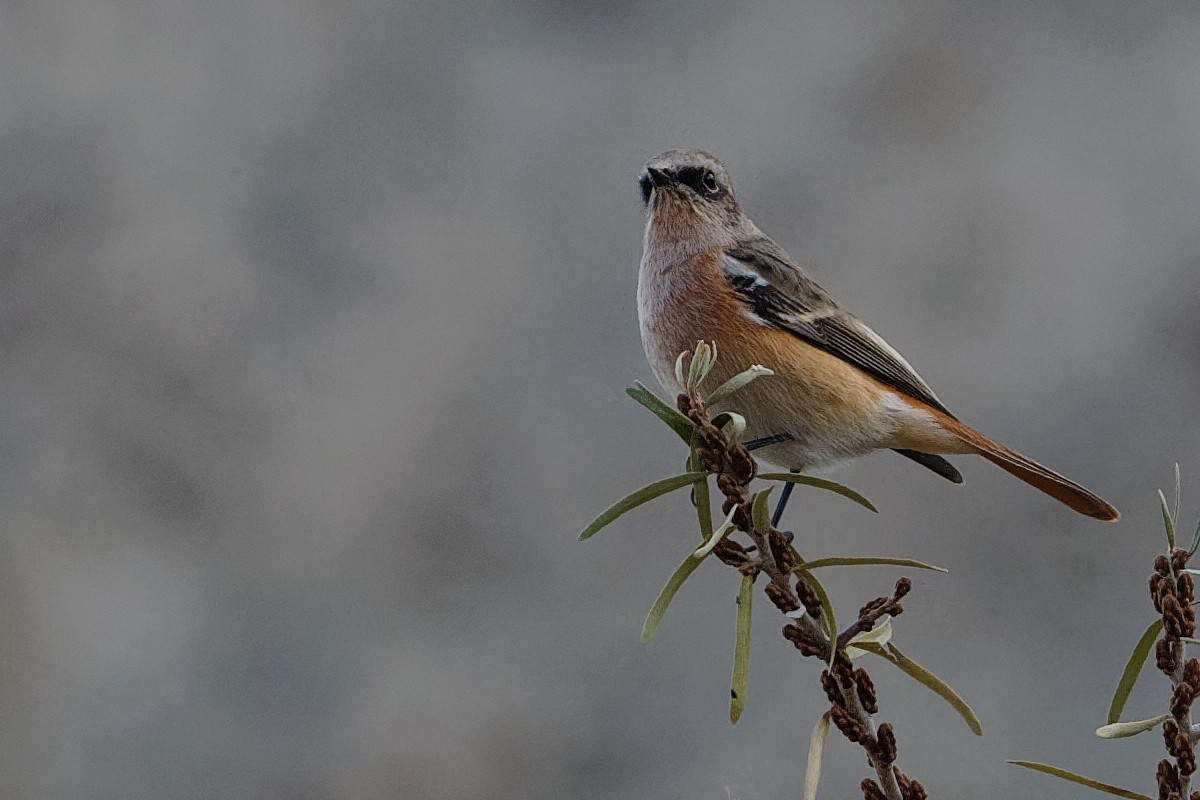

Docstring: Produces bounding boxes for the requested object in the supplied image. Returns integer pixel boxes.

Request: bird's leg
[739,433,800,548]
[698,433,792,509]
[740,471,800,555]
[771,474,798,528]
[742,434,798,527]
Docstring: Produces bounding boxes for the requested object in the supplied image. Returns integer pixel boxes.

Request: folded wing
[723,237,955,419]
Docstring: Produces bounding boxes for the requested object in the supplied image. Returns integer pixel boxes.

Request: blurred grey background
[2,1,1199,798]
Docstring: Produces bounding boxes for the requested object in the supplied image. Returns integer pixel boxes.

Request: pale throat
[643,206,730,268]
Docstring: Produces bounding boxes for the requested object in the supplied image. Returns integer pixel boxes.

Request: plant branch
[677,387,923,800]
[1151,547,1200,799]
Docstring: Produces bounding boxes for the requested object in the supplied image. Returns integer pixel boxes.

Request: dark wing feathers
[723,237,956,419]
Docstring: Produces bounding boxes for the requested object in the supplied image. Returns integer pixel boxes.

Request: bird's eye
[702,172,719,193]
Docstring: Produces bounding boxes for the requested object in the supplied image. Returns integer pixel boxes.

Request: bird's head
[639,150,752,251]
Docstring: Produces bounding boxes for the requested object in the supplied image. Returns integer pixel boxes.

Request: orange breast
[638,249,910,468]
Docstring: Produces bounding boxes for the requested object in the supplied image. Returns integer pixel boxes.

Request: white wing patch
[720,255,770,287]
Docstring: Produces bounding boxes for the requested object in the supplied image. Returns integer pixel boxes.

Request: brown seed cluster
[677,380,922,800]
[862,771,927,800]
[782,621,824,658]
[830,704,871,745]
[837,578,911,649]
[861,779,888,800]
[770,528,796,573]
[678,392,754,514]
[795,576,823,619]
[875,723,898,765]
[764,581,800,613]
[712,538,758,574]
[895,769,928,800]
[821,669,844,708]
[855,667,879,715]
[1159,759,1183,800]
[1152,548,1200,798]
[861,780,888,800]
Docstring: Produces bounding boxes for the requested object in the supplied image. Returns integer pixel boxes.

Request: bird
[636,148,1119,521]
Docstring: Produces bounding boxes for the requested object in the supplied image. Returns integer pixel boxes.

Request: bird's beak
[646,166,673,187]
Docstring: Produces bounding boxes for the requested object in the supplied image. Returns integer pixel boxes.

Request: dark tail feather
[892,449,963,484]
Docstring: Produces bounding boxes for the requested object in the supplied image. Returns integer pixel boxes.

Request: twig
[678,389,924,800]
[1151,548,1200,799]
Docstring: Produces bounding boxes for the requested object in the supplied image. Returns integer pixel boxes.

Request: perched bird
[636,149,1118,521]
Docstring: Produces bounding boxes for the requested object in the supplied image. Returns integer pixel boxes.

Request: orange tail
[939,416,1119,521]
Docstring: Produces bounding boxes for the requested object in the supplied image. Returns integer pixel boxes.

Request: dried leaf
[712,411,746,445]
[1008,761,1152,800]
[579,472,704,540]
[694,506,739,559]
[626,383,694,443]
[798,557,947,573]
[801,713,831,800]
[1095,714,1170,739]
[730,574,753,724]
[757,473,877,513]
[1106,619,1164,724]
[706,365,774,406]
[846,615,893,659]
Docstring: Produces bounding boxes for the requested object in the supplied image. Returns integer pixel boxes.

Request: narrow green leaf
[730,574,753,724]
[692,467,714,542]
[626,383,694,443]
[757,473,878,513]
[1008,761,1152,800]
[802,712,831,800]
[1174,463,1182,533]
[686,342,712,391]
[846,615,893,659]
[1160,488,1176,550]
[674,351,688,388]
[862,643,982,735]
[706,364,774,406]
[579,472,704,541]
[750,487,773,536]
[686,351,702,392]
[694,507,738,559]
[641,546,710,643]
[1095,714,1170,739]
[1107,619,1164,724]
[797,557,947,573]
[798,568,836,662]
[1189,518,1200,557]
